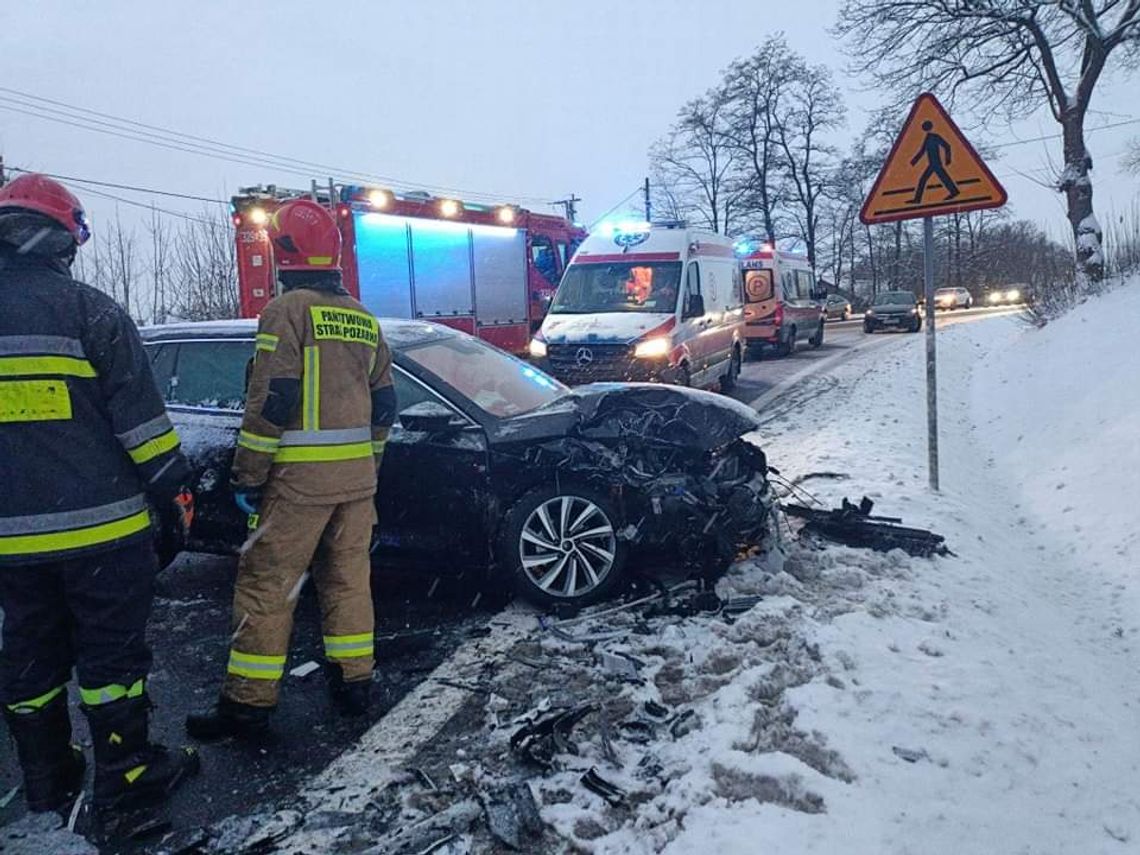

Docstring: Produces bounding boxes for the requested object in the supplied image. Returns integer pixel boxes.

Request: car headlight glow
[865,309,875,317]
[633,337,670,359]
[528,338,547,358]
[1006,288,1021,302]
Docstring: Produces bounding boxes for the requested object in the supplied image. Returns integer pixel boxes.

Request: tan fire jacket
[232,285,396,505]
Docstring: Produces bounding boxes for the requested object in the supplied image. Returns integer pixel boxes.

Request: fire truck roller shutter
[408,219,473,318]
[353,213,413,319]
[472,226,527,326]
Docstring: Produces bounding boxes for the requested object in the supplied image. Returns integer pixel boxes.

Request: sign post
[859,93,1007,491]
[922,216,938,490]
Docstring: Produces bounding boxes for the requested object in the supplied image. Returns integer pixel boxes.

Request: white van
[528,222,746,390]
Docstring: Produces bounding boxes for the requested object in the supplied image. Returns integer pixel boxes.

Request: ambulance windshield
[550,262,682,314]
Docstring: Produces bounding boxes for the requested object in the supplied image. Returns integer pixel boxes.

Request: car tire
[745,343,763,362]
[809,321,824,348]
[677,362,692,387]
[863,322,875,334]
[909,319,922,333]
[500,486,628,609]
[720,346,741,391]
[842,309,850,321]
[776,327,796,357]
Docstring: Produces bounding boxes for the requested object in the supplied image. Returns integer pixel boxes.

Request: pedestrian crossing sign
[859,93,1007,225]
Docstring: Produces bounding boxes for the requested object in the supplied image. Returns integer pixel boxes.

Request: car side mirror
[399,402,462,434]
[684,293,705,318]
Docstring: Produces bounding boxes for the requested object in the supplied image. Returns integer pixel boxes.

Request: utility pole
[552,195,580,223]
[0,155,6,187]
[643,177,651,223]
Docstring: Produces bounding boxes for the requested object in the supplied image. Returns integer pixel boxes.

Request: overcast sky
[1,1,1136,244]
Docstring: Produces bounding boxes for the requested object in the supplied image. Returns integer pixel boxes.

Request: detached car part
[783,497,949,557]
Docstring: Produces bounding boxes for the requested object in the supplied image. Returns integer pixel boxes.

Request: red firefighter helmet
[0,173,91,245]
[267,199,341,271]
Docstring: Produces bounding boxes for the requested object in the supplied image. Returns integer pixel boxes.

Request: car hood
[491,383,762,451]
[540,312,674,345]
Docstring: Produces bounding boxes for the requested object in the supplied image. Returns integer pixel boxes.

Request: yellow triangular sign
[860,93,1007,225]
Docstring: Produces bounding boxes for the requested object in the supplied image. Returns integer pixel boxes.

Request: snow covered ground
[289,282,1139,855]
[11,288,1136,855]
[650,281,1140,855]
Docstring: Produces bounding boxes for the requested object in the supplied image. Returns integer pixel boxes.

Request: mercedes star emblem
[575,347,594,366]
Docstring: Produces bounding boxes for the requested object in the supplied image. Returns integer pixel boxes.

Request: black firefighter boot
[327,666,372,718]
[82,696,200,838]
[184,695,272,741]
[2,692,86,813]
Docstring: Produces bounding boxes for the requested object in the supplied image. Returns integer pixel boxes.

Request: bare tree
[836,0,1140,282]
[147,207,174,324]
[649,87,746,233]
[1124,137,1140,175]
[722,36,797,244]
[171,209,239,320]
[773,61,846,266]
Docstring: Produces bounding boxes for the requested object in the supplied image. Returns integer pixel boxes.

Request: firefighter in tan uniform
[186,200,396,738]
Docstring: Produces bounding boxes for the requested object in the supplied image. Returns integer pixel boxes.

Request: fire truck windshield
[550,262,682,314]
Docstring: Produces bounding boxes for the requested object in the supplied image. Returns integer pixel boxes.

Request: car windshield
[874,292,915,306]
[935,288,960,296]
[401,335,567,418]
[551,262,682,314]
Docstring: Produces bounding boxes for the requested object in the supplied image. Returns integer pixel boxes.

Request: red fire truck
[232,184,586,354]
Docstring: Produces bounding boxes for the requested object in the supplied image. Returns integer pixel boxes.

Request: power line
[589,187,646,228]
[989,116,1140,151]
[6,165,226,205]
[0,87,559,205]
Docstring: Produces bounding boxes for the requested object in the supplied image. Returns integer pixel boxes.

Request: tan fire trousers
[222,490,376,708]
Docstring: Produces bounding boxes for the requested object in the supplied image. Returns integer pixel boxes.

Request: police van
[737,244,825,357]
[528,222,745,390]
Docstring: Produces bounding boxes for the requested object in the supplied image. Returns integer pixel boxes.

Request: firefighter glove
[233,487,263,516]
[172,487,196,545]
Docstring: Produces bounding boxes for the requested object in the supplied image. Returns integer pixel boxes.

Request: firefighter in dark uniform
[0,174,200,832]
[186,199,396,739]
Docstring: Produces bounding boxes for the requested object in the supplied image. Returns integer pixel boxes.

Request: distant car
[934,287,973,310]
[824,294,853,321]
[140,319,772,608]
[864,291,922,333]
[986,287,1023,305]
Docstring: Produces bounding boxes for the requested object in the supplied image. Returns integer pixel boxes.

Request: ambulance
[736,243,826,357]
[529,222,745,390]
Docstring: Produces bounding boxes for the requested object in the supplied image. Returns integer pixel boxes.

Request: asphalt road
[0,304,1021,851]
[730,305,1025,410]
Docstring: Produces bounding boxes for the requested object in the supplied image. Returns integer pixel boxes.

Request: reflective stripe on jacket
[0,251,190,565]
[232,284,395,504]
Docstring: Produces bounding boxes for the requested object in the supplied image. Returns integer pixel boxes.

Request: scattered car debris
[669,709,701,740]
[510,704,597,769]
[580,767,628,807]
[289,660,321,678]
[479,782,545,851]
[784,496,950,557]
[892,745,931,764]
[599,650,641,681]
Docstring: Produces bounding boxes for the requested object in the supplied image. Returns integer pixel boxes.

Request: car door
[146,337,254,551]
[373,366,492,570]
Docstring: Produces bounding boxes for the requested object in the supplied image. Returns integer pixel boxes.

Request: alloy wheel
[518,496,617,599]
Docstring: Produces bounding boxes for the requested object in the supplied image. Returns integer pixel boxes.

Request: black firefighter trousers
[0,539,157,711]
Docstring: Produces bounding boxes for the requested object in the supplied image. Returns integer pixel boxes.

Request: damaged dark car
[141,319,772,607]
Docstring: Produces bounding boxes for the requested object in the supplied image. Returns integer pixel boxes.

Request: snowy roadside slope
[681,301,1140,855]
[971,281,1140,637]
